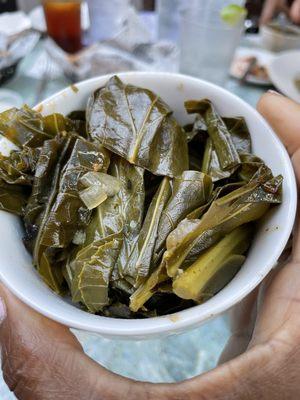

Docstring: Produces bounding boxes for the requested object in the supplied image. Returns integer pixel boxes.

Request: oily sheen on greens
[0,75,283,318]
[87,75,189,177]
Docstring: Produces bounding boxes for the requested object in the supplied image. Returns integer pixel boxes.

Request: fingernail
[268,90,282,96]
[0,297,7,324]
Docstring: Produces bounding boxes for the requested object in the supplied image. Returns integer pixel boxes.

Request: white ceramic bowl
[0,72,296,339]
[261,24,300,52]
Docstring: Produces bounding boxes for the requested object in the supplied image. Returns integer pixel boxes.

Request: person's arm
[2,91,300,400]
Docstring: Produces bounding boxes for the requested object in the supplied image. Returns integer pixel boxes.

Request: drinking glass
[157,0,181,42]
[86,0,128,42]
[42,0,83,54]
[179,4,245,85]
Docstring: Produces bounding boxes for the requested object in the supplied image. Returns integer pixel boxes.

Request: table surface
[0,35,271,399]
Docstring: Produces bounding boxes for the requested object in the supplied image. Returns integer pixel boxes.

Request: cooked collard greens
[0,76,282,318]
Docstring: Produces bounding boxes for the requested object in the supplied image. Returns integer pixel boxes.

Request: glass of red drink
[42,0,83,54]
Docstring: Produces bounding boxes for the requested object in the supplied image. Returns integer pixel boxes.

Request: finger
[0,284,84,399]
[258,93,300,272]
[248,260,300,350]
[290,0,300,23]
[260,0,281,24]
[291,149,300,261]
[257,91,300,156]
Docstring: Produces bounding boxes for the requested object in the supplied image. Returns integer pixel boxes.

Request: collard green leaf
[67,110,87,138]
[154,171,212,258]
[110,157,145,279]
[44,112,87,138]
[185,99,240,170]
[165,168,282,278]
[71,233,122,312]
[237,153,264,182]
[124,177,172,283]
[223,117,251,154]
[87,75,188,177]
[124,171,212,286]
[173,225,252,301]
[0,148,37,186]
[0,106,87,151]
[37,138,110,250]
[38,249,65,294]
[0,106,54,148]
[23,136,68,251]
[186,109,251,178]
[201,138,232,182]
[0,178,29,215]
[129,261,168,312]
[68,156,142,309]
[33,138,110,294]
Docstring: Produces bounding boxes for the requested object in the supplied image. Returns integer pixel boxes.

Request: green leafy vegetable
[173,225,251,301]
[124,177,172,283]
[0,106,54,148]
[0,77,284,318]
[165,167,282,278]
[0,179,29,215]
[68,156,143,310]
[129,261,168,312]
[153,171,212,259]
[87,75,189,177]
[185,99,240,170]
[111,156,145,279]
[71,232,122,312]
[23,136,69,251]
[34,138,110,293]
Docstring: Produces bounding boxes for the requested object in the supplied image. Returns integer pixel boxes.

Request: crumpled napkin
[45,6,179,82]
[0,11,40,72]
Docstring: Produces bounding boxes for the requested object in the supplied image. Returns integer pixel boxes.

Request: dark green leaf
[222,117,251,154]
[0,178,29,215]
[33,138,110,294]
[124,177,172,283]
[173,225,252,301]
[201,137,232,182]
[185,99,240,170]
[87,75,189,177]
[111,156,145,279]
[238,153,265,182]
[129,261,168,312]
[71,232,122,312]
[37,138,110,249]
[24,135,68,251]
[154,171,212,258]
[0,106,54,148]
[68,157,142,311]
[0,147,38,186]
[38,248,66,294]
[165,169,282,277]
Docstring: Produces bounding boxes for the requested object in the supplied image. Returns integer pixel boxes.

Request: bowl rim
[1,71,296,337]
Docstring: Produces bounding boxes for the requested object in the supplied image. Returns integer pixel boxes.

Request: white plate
[268,50,300,103]
[230,47,275,86]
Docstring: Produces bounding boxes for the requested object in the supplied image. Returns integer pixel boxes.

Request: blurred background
[1,0,300,109]
[0,0,299,398]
